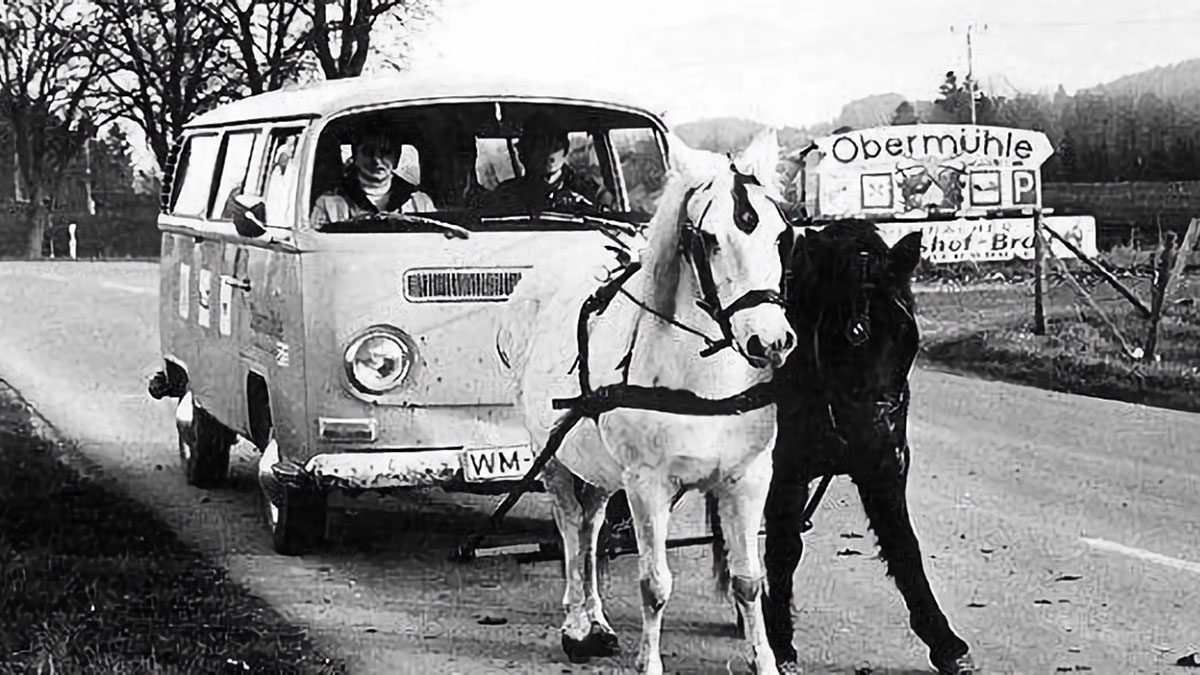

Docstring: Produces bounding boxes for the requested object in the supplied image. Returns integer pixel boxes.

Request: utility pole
[952,19,988,125]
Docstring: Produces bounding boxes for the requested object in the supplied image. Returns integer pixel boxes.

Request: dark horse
[708,221,975,674]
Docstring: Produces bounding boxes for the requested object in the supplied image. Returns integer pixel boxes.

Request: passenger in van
[310,127,435,226]
[477,112,614,213]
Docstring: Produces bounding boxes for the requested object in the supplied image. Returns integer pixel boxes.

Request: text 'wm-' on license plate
[461,444,537,482]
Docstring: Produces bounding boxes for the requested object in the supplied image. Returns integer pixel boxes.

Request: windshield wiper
[330,211,471,239]
[484,211,644,241]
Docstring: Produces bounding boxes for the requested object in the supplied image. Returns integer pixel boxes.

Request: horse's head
[786,221,923,447]
[649,128,797,369]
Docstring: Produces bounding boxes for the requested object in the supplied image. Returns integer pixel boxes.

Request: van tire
[262,486,327,556]
[180,402,234,488]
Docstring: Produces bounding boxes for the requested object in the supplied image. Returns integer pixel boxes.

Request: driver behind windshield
[310,126,435,227]
[478,112,614,213]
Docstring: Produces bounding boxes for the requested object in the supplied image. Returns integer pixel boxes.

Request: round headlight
[343,329,414,395]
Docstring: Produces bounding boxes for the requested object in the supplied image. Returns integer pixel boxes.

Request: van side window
[210,130,263,221]
[262,129,303,228]
[169,133,221,217]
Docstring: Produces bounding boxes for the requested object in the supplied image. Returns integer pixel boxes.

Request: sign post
[1033,209,1046,335]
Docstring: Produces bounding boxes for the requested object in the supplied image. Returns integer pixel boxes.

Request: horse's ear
[732,127,782,199]
[887,230,923,279]
[663,131,723,180]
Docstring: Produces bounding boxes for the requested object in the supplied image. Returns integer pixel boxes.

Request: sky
[117,0,1200,175]
[403,0,1200,128]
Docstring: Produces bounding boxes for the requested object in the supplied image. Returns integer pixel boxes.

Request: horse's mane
[643,168,712,321]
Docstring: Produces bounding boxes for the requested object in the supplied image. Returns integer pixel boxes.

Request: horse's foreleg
[716,451,780,675]
[762,468,809,665]
[624,471,674,675]
[576,475,620,657]
[543,458,596,664]
[852,458,974,675]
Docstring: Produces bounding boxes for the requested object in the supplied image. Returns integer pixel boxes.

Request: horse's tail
[705,492,732,598]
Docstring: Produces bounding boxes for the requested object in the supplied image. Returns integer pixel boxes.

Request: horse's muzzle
[744,329,796,369]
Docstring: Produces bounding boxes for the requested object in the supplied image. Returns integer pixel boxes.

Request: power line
[985,16,1200,28]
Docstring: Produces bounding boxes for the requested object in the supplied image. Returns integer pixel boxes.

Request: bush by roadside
[0,382,345,675]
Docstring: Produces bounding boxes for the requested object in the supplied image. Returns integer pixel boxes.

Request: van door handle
[220,275,252,292]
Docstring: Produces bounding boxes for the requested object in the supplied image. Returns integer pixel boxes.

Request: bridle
[802,245,915,447]
[666,171,793,359]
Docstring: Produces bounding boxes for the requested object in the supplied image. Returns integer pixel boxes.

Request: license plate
[461,444,537,483]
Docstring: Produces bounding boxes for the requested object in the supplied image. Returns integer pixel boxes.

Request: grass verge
[914,273,1200,414]
[0,382,345,675]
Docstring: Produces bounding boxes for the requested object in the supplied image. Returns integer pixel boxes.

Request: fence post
[1033,209,1046,335]
[1145,230,1180,361]
[1162,217,1199,307]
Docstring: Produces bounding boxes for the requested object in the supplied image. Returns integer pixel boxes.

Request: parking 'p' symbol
[1013,170,1037,205]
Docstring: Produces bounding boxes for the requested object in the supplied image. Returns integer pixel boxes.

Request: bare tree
[96,0,239,171]
[307,0,431,80]
[0,0,115,258]
[100,0,434,177]
[202,0,313,95]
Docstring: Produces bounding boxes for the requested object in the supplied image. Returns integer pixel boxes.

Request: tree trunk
[24,202,49,260]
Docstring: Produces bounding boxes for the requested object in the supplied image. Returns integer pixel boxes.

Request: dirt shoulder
[0,380,346,675]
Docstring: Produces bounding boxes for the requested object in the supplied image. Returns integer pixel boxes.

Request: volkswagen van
[150,74,671,554]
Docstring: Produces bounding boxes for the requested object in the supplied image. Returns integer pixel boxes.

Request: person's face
[520,140,567,180]
[354,138,400,183]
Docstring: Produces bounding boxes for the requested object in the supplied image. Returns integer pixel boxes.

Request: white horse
[495,129,797,675]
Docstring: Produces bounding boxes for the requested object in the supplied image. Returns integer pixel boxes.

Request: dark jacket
[478,165,615,213]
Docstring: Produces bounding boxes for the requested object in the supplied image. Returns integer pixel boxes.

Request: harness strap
[798,474,833,533]
[576,261,643,403]
[453,407,588,561]
[552,380,777,417]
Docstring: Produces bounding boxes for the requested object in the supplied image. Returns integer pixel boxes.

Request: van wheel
[178,400,233,488]
[262,484,328,556]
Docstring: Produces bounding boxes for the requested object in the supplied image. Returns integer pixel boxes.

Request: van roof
[185,73,671,129]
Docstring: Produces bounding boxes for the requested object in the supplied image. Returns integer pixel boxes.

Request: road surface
[0,260,1198,674]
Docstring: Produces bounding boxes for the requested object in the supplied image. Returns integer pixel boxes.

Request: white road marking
[99,281,156,296]
[1080,537,1200,576]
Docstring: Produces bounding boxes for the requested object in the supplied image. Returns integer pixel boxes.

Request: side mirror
[231,194,267,238]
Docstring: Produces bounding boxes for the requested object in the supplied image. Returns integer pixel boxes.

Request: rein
[453,180,792,561]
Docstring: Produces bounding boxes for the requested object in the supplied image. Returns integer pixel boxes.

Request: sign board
[803,124,1055,220]
[800,215,1098,265]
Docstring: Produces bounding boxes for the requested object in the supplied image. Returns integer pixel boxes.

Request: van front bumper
[257,438,544,502]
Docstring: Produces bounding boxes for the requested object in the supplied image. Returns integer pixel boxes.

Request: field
[914,265,1200,414]
[0,383,344,675]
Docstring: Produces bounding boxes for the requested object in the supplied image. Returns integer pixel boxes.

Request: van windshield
[308,101,668,233]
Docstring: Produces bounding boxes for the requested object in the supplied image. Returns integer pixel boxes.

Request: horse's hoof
[561,624,621,664]
[933,651,975,675]
[562,633,593,664]
[587,621,621,656]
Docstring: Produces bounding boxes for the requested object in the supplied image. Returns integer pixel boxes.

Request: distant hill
[675,58,1200,157]
[674,93,940,156]
[1079,58,1200,101]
